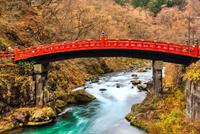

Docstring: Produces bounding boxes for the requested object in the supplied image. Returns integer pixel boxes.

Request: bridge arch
[13,38,199,65]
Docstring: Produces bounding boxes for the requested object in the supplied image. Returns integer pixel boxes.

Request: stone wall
[186,81,200,120]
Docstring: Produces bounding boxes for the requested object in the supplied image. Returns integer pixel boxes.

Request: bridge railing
[14,38,199,61]
[0,51,14,60]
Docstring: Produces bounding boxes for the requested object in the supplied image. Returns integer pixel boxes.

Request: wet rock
[144,80,153,91]
[99,88,107,91]
[72,90,96,103]
[55,100,65,113]
[0,107,56,133]
[137,84,147,91]
[91,77,99,83]
[116,83,120,88]
[131,78,141,85]
[12,112,29,123]
[131,74,138,79]
[137,67,148,72]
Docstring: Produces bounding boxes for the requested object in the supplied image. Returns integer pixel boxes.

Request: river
[18,70,152,134]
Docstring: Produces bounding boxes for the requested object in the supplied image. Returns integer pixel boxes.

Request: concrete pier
[33,63,49,107]
[186,81,200,120]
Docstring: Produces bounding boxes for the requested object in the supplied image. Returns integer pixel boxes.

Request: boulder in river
[116,83,121,88]
[137,67,148,72]
[144,80,153,90]
[131,74,138,79]
[131,78,141,85]
[72,90,96,103]
[137,84,147,91]
[99,88,107,91]
[91,77,99,83]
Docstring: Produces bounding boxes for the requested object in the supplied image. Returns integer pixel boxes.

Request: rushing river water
[18,70,152,134]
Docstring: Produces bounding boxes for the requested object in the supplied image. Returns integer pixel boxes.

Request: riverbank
[126,62,200,134]
[0,90,96,133]
[126,87,200,134]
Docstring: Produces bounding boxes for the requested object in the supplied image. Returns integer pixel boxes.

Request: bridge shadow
[24,49,199,65]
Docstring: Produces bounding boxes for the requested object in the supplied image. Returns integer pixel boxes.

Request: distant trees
[147,0,186,15]
[114,0,186,15]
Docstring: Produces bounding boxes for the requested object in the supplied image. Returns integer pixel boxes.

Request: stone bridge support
[33,63,49,107]
[186,80,200,120]
[152,60,163,97]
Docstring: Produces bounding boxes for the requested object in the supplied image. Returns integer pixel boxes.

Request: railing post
[101,36,107,47]
[194,38,199,57]
[193,44,199,57]
[14,48,19,61]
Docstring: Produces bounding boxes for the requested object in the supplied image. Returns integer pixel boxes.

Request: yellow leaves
[184,62,200,82]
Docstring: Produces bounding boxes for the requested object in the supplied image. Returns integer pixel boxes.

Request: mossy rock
[30,107,55,122]
[56,100,65,108]
[72,90,96,103]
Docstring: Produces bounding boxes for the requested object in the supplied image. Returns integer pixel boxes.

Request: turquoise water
[14,70,151,134]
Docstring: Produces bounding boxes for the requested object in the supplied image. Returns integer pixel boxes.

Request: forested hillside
[0,0,200,133]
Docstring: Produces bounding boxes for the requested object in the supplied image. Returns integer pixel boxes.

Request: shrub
[17,61,35,75]
[131,0,149,8]
[148,0,166,15]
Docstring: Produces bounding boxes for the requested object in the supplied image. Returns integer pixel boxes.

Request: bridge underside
[20,49,199,65]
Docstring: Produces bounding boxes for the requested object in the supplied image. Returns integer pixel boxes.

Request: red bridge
[0,38,199,65]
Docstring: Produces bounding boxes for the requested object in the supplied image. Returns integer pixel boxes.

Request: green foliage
[148,0,166,15]
[17,61,35,75]
[131,0,149,8]
[148,0,186,15]
[166,0,176,7]
[117,0,187,15]
[94,66,105,74]
[114,0,128,5]
[184,62,200,82]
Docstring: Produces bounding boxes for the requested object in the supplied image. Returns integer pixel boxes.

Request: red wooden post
[193,44,199,57]
[14,48,19,60]
[101,36,107,47]
[2,52,5,58]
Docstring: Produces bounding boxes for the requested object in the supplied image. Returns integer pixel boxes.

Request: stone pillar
[33,63,49,107]
[152,60,163,97]
[186,81,200,120]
